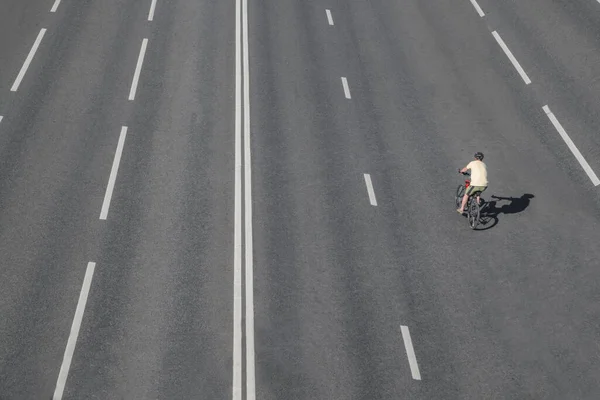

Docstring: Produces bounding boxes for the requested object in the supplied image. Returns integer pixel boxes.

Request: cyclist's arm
[460,161,475,174]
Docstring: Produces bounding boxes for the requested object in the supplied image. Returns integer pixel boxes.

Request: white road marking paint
[233,0,242,395]
[326,9,334,25]
[543,105,600,186]
[53,262,96,400]
[128,38,148,100]
[0,116,3,124]
[242,0,256,395]
[341,77,351,99]
[401,325,422,380]
[148,0,158,21]
[364,174,378,206]
[50,0,62,12]
[491,31,531,85]
[469,0,485,17]
[100,127,127,219]
[11,28,47,92]
[234,0,255,397]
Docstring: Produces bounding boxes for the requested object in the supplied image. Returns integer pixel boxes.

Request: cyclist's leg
[460,194,468,211]
[474,186,487,204]
[459,186,473,212]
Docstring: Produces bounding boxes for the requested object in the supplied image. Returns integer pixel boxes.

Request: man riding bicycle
[457,152,488,214]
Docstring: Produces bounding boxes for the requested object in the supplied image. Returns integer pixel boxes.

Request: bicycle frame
[463,175,481,198]
[457,170,482,229]
[459,170,472,190]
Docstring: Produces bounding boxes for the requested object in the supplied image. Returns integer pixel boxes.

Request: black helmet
[474,152,484,160]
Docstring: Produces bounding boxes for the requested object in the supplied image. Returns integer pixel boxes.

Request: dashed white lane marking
[11,28,47,92]
[341,77,351,99]
[401,325,422,380]
[0,116,3,124]
[50,0,62,12]
[543,105,600,186]
[326,9,334,25]
[469,0,485,17]
[100,126,127,220]
[148,0,158,21]
[53,262,96,400]
[128,38,148,100]
[363,174,378,206]
[491,31,531,85]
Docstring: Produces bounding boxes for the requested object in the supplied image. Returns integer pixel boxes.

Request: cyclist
[457,152,488,214]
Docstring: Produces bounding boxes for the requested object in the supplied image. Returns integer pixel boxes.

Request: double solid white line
[11,28,47,92]
[233,0,256,396]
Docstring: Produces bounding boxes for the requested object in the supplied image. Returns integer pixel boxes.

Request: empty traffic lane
[0,0,235,398]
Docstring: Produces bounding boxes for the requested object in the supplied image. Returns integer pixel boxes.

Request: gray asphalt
[1,0,600,399]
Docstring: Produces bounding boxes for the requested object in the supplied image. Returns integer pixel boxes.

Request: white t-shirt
[466,160,488,186]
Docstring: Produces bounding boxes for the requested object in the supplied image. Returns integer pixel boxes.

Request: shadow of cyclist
[476,194,534,230]
[488,194,534,215]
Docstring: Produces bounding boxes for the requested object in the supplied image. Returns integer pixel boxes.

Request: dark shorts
[466,185,486,196]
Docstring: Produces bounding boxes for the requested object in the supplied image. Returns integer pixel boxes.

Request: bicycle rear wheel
[455,185,465,208]
[468,198,480,229]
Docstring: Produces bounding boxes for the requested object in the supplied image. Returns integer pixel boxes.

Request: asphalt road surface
[1,0,600,399]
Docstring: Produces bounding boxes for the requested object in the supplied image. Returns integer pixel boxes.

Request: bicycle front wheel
[468,199,480,229]
[455,185,465,208]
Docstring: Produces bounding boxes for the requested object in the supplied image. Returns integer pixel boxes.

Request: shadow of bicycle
[477,193,535,230]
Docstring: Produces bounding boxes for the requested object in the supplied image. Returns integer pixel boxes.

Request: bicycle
[455,170,485,229]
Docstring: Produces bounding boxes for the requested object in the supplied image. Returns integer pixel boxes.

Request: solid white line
[326,9,334,25]
[11,28,47,92]
[100,127,127,220]
[50,0,62,12]
[148,0,157,21]
[364,174,378,206]
[128,39,148,100]
[341,77,351,99]
[53,262,96,400]
[543,105,600,186]
[242,0,256,394]
[400,325,422,380]
[469,0,485,17]
[233,0,242,395]
[491,31,531,85]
